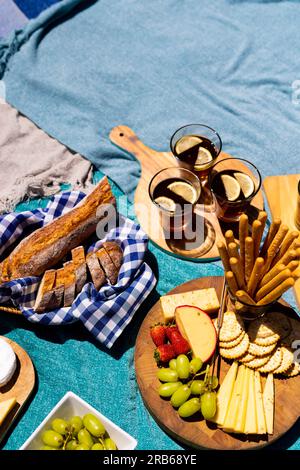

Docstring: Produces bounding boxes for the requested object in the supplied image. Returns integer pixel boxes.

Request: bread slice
[62,261,76,307]
[71,246,87,294]
[34,270,56,313]
[0,176,115,282]
[46,286,64,310]
[86,252,106,290]
[102,242,123,271]
[96,247,118,285]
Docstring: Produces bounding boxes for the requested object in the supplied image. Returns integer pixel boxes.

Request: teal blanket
[1,0,300,450]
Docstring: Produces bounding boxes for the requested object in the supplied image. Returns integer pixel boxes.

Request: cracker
[220,334,249,360]
[258,347,283,373]
[247,312,290,341]
[239,352,256,363]
[253,334,279,347]
[219,331,245,349]
[248,341,277,357]
[217,311,244,343]
[244,355,271,369]
[283,361,300,377]
[274,345,294,375]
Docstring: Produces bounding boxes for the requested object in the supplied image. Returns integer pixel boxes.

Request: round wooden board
[110,126,264,262]
[0,336,35,445]
[134,276,300,450]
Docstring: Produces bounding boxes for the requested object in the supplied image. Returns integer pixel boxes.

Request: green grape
[69,416,83,435]
[91,443,104,450]
[190,380,205,395]
[157,368,178,383]
[83,414,106,437]
[78,428,94,448]
[201,391,217,420]
[76,443,90,450]
[51,418,69,435]
[178,398,201,418]
[158,381,182,398]
[170,384,191,408]
[65,440,78,450]
[176,355,190,380]
[104,438,117,450]
[42,430,64,449]
[40,445,57,450]
[208,376,219,390]
[190,357,203,375]
[169,359,177,371]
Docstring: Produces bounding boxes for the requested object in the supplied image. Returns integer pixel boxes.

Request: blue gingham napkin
[0,190,156,348]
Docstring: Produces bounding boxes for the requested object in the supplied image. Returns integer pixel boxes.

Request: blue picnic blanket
[0,0,300,451]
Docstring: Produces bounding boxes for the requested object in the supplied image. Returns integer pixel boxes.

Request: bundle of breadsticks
[217,211,300,306]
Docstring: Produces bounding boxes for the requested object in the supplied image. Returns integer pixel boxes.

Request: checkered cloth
[0,190,156,348]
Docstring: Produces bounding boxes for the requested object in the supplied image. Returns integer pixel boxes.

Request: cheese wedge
[234,366,250,433]
[209,362,238,426]
[263,373,274,435]
[0,397,17,426]
[160,288,220,321]
[254,370,267,434]
[244,368,257,434]
[223,365,245,432]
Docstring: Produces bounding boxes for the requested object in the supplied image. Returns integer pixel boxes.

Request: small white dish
[20,391,137,450]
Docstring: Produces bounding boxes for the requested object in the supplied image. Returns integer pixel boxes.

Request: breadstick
[225,271,239,296]
[259,263,285,288]
[273,230,299,265]
[252,220,263,259]
[275,249,298,268]
[217,241,231,272]
[239,214,248,270]
[258,211,268,224]
[260,218,281,256]
[228,242,239,259]
[255,268,292,302]
[286,260,299,272]
[230,257,246,290]
[245,237,254,283]
[225,230,235,247]
[255,211,267,257]
[256,277,295,305]
[247,257,264,297]
[264,224,289,272]
[236,290,256,306]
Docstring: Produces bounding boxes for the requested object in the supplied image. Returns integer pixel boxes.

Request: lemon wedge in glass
[234,172,255,199]
[195,147,213,166]
[154,196,176,212]
[175,135,202,154]
[167,181,198,204]
[221,174,241,202]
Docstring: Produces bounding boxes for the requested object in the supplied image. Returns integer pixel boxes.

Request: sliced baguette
[0,176,115,282]
[46,286,64,311]
[96,247,118,285]
[62,261,76,307]
[86,252,106,290]
[102,241,123,271]
[34,270,56,313]
[71,246,87,294]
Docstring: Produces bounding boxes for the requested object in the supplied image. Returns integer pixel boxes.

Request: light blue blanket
[0,0,300,450]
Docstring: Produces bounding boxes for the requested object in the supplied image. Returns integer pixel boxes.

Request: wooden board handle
[109,125,160,162]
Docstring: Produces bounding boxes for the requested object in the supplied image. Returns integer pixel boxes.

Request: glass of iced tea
[170,124,222,180]
[148,167,201,240]
[209,158,261,222]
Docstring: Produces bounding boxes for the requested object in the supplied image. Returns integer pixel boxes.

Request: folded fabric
[0,99,93,214]
[0,190,156,348]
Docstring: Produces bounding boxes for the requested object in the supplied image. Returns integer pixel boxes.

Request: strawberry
[165,325,180,342]
[154,344,176,364]
[150,323,166,346]
[168,330,191,356]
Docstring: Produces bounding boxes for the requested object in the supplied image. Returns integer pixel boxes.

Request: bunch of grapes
[157,354,217,419]
[41,414,118,450]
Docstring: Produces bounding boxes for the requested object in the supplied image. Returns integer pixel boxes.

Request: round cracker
[253,334,279,347]
[248,341,277,357]
[258,347,283,373]
[244,355,271,369]
[274,345,294,375]
[219,331,245,349]
[218,311,244,343]
[247,312,290,341]
[220,333,249,360]
[283,361,300,377]
[239,352,256,364]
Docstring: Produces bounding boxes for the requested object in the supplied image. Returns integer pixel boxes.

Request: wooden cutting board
[110,126,264,262]
[0,337,35,445]
[135,276,300,450]
[263,174,300,308]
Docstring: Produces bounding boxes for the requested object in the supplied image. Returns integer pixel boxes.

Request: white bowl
[20,391,137,450]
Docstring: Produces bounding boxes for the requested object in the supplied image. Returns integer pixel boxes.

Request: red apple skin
[175,305,217,363]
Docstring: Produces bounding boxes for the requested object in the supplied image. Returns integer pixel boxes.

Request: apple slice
[175,305,217,363]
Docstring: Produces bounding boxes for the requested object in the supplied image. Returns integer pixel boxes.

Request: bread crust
[71,246,87,294]
[96,247,118,285]
[86,253,106,290]
[102,242,123,270]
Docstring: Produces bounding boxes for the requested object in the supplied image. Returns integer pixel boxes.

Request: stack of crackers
[216,311,300,377]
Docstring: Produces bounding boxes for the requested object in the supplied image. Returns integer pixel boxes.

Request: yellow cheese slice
[222,365,245,432]
[234,366,250,433]
[0,397,17,426]
[160,288,220,321]
[263,373,274,435]
[254,370,267,434]
[244,368,257,434]
[209,362,238,426]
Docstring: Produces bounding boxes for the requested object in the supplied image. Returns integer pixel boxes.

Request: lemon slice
[221,174,241,201]
[175,135,202,154]
[234,172,255,199]
[167,181,198,204]
[195,147,213,166]
[154,196,176,212]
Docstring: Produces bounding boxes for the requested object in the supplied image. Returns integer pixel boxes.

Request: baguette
[96,247,119,285]
[71,246,87,294]
[62,261,76,307]
[0,176,115,282]
[45,286,64,311]
[86,253,106,290]
[34,270,56,313]
[102,242,123,270]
